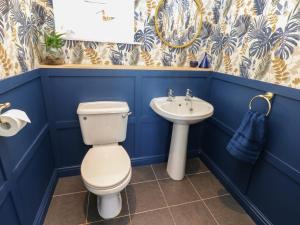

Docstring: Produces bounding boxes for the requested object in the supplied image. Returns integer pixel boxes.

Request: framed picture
[52,0,135,43]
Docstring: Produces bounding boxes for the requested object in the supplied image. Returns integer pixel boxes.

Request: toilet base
[97,192,122,219]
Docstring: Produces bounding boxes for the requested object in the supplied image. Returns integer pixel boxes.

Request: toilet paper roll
[0,109,31,137]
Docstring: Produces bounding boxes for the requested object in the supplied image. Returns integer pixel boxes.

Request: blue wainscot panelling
[201,72,300,225]
[17,135,54,225]
[41,68,211,170]
[0,162,5,187]
[1,195,20,225]
[3,67,300,225]
[247,160,300,225]
[0,70,56,225]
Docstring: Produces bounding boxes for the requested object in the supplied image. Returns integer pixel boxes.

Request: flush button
[83,117,87,120]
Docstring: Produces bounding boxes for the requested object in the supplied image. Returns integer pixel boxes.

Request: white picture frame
[52,0,135,44]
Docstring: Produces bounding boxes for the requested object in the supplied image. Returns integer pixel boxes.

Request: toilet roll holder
[0,102,11,123]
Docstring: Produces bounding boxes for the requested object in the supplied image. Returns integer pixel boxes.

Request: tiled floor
[43,158,256,225]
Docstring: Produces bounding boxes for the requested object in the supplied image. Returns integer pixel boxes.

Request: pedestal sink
[150,96,214,180]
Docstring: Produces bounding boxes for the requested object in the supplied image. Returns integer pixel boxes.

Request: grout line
[133,206,169,216]
[52,190,87,197]
[129,162,210,186]
[202,193,230,201]
[156,177,171,181]
[129,179,157,185]
[129,199,207,216]
[85,192,90,224]
[80,188,217,224]
[128,174,211,186]
[128,177,173,186]
[168,199,203,208]
[125,187,133,225]
[150,165,177,225]
[186,170,210,176]
[150,165,168,207]
[186,176,220,225]
[200,203,220,225]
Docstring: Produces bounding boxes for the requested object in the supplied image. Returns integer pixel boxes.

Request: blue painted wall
[202,72,300,225]
[1,68,300,225]
[40,68,210,172]
[0,70,56,225]
[0,68,211,225]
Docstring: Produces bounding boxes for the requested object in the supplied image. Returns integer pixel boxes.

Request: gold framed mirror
[154,0,203,49]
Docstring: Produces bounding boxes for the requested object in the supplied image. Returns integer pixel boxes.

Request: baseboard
[55,155,168,177]
[130,149,200,166]
[57,165,81,177]
[56,150,200,177]
[33,170,58,225]
[199,151,272,225]
[131,154,168,166]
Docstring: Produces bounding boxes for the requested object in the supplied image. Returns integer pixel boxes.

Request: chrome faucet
[185,89,193,101]
[167,88,175,101]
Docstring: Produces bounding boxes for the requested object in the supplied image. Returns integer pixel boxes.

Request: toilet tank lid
[77,101,129,115]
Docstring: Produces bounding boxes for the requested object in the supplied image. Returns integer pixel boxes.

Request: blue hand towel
[226,110,267,164]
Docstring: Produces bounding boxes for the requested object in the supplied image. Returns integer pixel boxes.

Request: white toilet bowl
[81,144,131,219]
[77,101,132,219]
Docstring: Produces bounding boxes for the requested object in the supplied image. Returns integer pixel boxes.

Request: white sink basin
[150,96,214,124]
[150,96,214,180]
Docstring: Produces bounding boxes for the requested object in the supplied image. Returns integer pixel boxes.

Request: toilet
[77,101,132,219]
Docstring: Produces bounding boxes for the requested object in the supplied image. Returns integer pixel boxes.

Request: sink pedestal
[167,123,189,180]
[150,96,214,181]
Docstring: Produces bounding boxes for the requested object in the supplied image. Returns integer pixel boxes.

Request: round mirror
[154,0,203,49]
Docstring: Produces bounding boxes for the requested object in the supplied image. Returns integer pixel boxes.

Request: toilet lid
[81,145,131,189]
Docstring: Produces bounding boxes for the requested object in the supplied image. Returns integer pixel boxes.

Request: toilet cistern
[150,89,214,180]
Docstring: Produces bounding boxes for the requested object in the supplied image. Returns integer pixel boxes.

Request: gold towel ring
[249,92,274,117]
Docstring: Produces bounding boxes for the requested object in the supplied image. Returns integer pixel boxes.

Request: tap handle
[168,88,174,96]
[186,89,192,96]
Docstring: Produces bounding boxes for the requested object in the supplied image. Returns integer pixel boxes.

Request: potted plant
[43,32,65,65]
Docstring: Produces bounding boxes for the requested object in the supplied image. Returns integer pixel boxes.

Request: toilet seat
[81,145,131,190]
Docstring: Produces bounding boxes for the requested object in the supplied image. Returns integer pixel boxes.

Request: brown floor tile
[126,181,166,213]
[87,191,129,223]
[189,172,228,199]
[53,175,86,195]
[131,208,174,225]
[151,163,170,179]
[186,158,209,174]
[130,165,156,183]
[43,192,88,225]
[205,195,256,225]
[170,201,217,225]
[159,178,199,206]
[88,216,130,225]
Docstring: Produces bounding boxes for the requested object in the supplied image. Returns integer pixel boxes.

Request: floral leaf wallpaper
[208,0,300,89]
[1,0,300,90]
[0,0,209,79]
